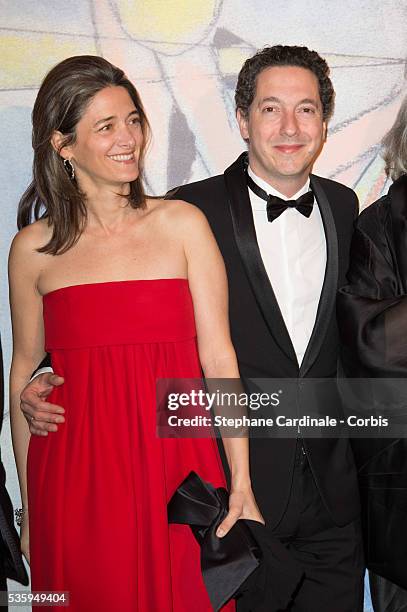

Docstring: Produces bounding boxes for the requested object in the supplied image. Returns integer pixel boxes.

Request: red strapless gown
[28,279,234,612]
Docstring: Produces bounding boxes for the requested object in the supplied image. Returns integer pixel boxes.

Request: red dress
[28,279,234,611]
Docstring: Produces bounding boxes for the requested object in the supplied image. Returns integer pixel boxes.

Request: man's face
[237,65,326,196]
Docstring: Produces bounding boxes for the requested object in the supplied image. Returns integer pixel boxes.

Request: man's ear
[51,131,72,159]
[322,121,328,142]
[236,108,250,141]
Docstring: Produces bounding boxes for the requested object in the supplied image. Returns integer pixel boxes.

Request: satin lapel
[224,154,298,364]
[299,175,338,377]
[389,174,407,293]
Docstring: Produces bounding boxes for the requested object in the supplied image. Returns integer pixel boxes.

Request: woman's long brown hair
[18,55,150,255]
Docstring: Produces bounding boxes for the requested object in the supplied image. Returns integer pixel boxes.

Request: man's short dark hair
[235,45,335,121]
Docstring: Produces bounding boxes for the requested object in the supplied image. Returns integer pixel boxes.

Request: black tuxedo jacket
[169,152,360,528]
[0,336,28,585]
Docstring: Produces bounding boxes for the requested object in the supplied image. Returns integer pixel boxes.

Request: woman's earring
[63,158,75,180]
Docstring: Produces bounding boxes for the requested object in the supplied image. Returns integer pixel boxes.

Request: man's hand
[20,372,65,436]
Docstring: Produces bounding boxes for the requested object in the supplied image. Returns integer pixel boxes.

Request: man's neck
[247,160,310,198]
[248,165,310,200]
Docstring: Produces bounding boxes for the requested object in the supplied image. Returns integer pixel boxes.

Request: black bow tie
[246,172,314,222]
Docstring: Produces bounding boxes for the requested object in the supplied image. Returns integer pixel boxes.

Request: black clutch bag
[168,471,303,611]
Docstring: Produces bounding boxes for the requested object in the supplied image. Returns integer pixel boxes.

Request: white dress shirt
[247,166,327,366]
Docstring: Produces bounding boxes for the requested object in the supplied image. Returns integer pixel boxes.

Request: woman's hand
[20,509,30,564]
[216,486,265,538]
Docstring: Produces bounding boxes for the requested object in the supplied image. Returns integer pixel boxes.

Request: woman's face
[63,85,143,191]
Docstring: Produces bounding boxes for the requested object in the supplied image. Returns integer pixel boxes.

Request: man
[20,45,364,610]
[0,336,28,609]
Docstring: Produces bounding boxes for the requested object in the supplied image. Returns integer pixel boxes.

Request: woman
[338,95,407,611]
[8,55,262,611]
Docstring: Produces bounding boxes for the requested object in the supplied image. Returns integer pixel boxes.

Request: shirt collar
[247,165,311,204]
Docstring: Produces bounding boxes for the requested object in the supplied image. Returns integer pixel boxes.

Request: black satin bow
[246,171,314,222]
[168,471,304,611]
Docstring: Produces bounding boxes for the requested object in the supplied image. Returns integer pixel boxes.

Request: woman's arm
[179,201,264,535]
[8,226,46,558]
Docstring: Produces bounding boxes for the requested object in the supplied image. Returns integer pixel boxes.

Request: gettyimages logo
[166,388,281,411]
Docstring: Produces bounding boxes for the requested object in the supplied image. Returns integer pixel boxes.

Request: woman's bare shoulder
[147,197,208,227]
[9,218,51,258]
